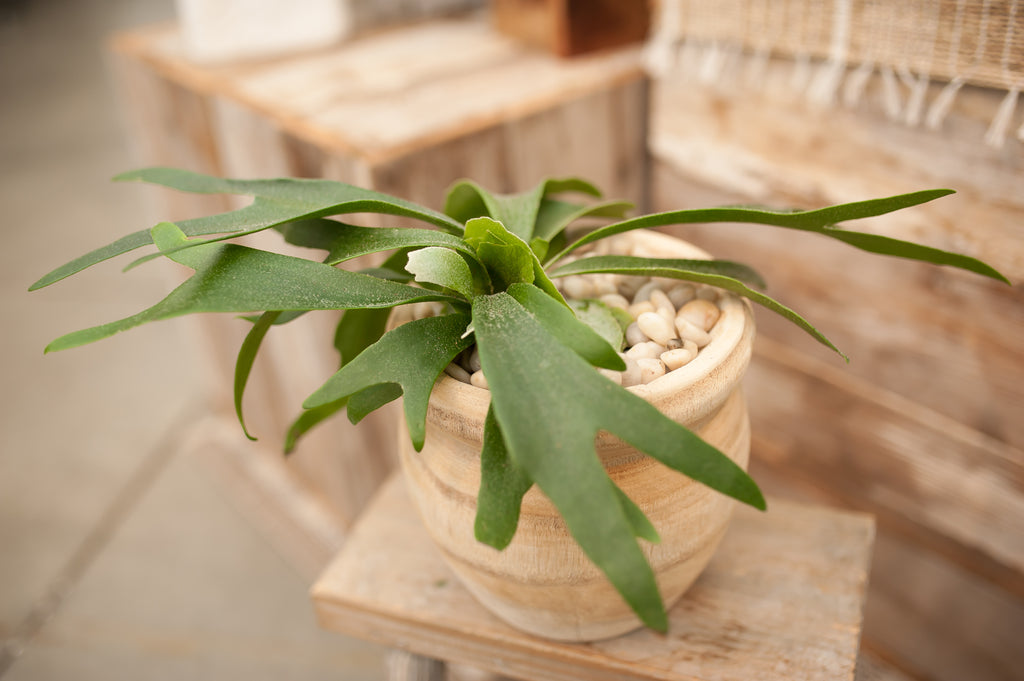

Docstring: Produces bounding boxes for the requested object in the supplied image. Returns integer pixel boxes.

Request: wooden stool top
[313,474,874,681]
[110,15,645,166]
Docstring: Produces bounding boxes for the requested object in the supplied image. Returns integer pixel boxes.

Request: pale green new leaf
[303,314,473,450]
[406,247,476,300]
[552,255,844,359]
[465,217,565,305]
[472,292,764,632]
[464,217,534,288]
[45,223,458,353]
[31,167,464,290]
[552,189,1008,283]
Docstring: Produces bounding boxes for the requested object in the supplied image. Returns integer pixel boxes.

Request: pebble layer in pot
[33,169,1009,640]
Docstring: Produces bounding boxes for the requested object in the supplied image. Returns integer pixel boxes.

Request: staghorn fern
[33,168,1009,632]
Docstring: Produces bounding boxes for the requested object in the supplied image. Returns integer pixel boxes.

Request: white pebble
[661,347,696,371]
[444,363,472,383]
[637,358,667,384]
[649,289,674,315]
[697,286,719,301]
[675,317,711,348]
[467,346,482,372]
[667,284,695,308]
[599,293,630,310]
[597,368,622,385]
[618,276,648,299]
[625,341,667,360]
[636,312,677,346]
[625,322,650,347]
[470,370,489,390]
[628,300,655,318]
[678,299,721,332]
[619,354,643,387]
[633,281,662,303]
[682,339,699,355]
[656,306,675,326]
[591,276,618,295]
[563,276,595,300]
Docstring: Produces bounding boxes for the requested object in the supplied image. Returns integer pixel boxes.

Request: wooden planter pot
[399,231,755,641]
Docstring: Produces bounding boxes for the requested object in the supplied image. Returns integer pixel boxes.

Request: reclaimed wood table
[312,474,876,681]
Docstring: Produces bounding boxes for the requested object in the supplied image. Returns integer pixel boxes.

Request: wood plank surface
[649,70,1024,681]
[313,474,875,681]
[110,17,646,165]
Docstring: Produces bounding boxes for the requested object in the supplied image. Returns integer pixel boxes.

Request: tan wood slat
[313,474,874,681]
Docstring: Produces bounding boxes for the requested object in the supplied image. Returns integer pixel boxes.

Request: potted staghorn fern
[32,168,1008,640]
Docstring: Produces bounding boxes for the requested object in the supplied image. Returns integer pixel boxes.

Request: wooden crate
[650,67,1023,681]
[108,14,649,577]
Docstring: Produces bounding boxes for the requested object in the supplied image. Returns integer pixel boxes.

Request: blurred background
[2,0,391,678]
[2,1,1022,680]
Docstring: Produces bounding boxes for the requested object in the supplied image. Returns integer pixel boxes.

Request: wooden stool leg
[386,650,445,681]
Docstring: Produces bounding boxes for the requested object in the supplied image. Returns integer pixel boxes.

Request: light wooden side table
[313,474,876,681]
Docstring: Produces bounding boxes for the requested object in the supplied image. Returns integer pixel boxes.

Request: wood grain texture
[313,473,875,681]
[111,17,646,165]
[650,71,1024,681]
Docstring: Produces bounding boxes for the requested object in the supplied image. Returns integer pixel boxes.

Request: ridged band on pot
[398,230,755,641]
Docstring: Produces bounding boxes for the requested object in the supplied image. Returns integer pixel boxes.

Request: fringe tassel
[642,0,682,77]
[790,53,813,94]
[698,41,727,84]
[899,67,930,127]
[745,46,771,88]
[808,61,846,106]
[879,64,903,120]
[925,76,964,130]
[984,87,1020,147]
[842,60,874,108]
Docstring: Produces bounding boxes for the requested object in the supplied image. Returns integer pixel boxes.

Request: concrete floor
[1,1,388,678]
